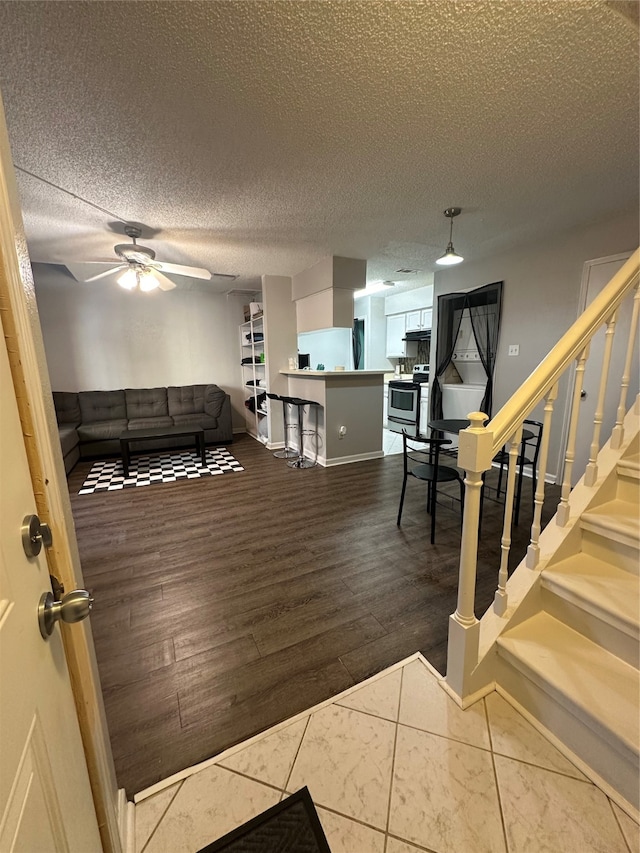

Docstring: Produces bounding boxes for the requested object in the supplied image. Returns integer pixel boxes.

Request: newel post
[446,412,494,700]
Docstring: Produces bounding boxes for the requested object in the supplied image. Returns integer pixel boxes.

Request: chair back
[522,419,543,466]
[401,430,451,478]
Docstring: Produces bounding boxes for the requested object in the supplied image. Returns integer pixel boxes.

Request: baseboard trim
[117,788,135,853]
[320,450,385,467]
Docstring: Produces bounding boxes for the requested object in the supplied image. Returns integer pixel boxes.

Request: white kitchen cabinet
[406,308,432,331]
[405,310,422,331]
[386,313,407,357]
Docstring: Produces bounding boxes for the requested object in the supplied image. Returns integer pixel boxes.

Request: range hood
[403,329,432,342]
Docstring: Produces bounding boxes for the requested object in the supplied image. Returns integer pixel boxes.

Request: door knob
[38,589,94,639]
[22,514,53,558]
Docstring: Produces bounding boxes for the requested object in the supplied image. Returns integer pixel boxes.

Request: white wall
[432,209,639,479]
[354,295,393,370]
[384,283,434,315]
[32,263,248,429]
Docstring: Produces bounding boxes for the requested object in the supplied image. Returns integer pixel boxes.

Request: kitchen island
[280,369,386,466]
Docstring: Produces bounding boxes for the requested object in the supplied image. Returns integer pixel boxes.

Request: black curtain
[431,281,503,420]
[431,293,466,421]
[468,282,503,416]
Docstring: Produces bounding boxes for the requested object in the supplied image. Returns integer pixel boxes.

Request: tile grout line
[391,716,599,783]
[484,698,510,853]
[386,832,439,853]
[607,796,634,853]
[282,714,312,795]
[383,666,404,853]
[138,779,184,853]
[215,764,283,796]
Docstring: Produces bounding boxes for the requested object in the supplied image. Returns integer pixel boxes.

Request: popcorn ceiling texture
[0,1,637,291]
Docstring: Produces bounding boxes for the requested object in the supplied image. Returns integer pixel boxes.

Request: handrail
[488,249,640,452]
[447,247,640,701]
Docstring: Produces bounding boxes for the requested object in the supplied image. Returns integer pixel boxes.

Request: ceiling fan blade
[155,261,211,280]
[152,270,177,291]
[85,264,128,282]
[65,262,125,282]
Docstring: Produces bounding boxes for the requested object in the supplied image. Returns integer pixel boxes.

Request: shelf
[240,311,269,447]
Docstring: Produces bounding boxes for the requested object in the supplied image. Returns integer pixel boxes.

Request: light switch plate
[508,344,520,356]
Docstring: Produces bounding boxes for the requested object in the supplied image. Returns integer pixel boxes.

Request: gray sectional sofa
[53,384,233,474]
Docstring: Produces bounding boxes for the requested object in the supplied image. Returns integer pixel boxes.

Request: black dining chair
[494,419,543,525]
[397,430,465,544]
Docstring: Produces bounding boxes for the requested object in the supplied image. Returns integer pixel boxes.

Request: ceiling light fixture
[117,266,160,292]
[117,268,138,290]
[435,207,464,266]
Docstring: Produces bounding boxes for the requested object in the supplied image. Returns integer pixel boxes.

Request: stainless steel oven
[387,365,429,437]
[387,381,419,436]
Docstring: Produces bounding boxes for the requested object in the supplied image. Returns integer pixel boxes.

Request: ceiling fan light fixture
[139,271,159,292]
[435,207,464,267]
[117,268,138,290]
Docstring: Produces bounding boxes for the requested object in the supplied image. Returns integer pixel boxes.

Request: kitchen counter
[280,369,387,377]
[280,369,385,466]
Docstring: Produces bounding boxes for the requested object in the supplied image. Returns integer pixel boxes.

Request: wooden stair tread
[498,612,640,760]
[618,452,640,480]
[581,499,640,546]
[542,553,640,639]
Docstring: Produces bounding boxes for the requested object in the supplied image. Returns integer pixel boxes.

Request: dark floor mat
[197,787,331,852]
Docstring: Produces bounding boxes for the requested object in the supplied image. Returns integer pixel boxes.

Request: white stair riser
[580,529,639,575]
[495,667,640,812]
[615,473,640,503]
[540,585,639,668]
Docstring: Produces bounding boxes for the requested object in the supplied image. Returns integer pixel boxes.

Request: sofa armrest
[203,385,227,420]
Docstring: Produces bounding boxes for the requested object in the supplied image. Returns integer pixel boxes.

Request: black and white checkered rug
[78,447,244,494]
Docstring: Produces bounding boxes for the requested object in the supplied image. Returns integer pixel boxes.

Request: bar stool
[287,397,320,469]
[266,393,298,459]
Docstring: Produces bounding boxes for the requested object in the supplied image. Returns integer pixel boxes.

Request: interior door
[571,252,637,482]
[0,318,102,850]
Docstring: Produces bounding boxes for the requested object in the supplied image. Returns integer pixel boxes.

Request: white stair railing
[446,249,640,701]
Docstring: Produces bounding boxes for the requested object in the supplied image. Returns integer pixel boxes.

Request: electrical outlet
[508,344,519,356]
[338,425,347,438]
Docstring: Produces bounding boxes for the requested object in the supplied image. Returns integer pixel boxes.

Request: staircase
[444,250,640,819]
[496,440,639,812]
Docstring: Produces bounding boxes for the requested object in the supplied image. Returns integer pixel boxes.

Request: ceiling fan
[65,225,212,292]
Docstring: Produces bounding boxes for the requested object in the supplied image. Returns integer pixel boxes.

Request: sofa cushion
[203,385,226,420]
[127,416,174,430]
[58,424,79,456]
[125,388,169,419]
[53,391,81,426]
[171,413,218,430]
[79,390,127,423]
[167,385,207,416]
[77,419,129,442]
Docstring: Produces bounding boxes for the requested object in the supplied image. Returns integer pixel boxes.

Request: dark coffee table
[119,425,206,477]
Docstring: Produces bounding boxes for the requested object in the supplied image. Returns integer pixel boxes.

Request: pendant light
[435,207,464,266]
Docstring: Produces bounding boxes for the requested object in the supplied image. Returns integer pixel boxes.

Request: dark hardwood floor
[67,434,560,796]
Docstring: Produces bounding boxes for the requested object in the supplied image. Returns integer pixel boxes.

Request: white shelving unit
[239,313,269,443]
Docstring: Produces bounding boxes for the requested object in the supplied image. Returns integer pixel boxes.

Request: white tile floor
[133,655,639,853]
[383,428,404,455]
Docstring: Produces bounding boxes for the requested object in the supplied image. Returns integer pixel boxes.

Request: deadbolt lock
[21,514,53,558]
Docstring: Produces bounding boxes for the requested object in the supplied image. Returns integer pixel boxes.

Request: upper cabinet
[406,308,432,331]
[405,310,422,331]
[386,313,407,357]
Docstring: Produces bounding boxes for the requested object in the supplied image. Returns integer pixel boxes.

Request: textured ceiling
[0,1,637,293]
